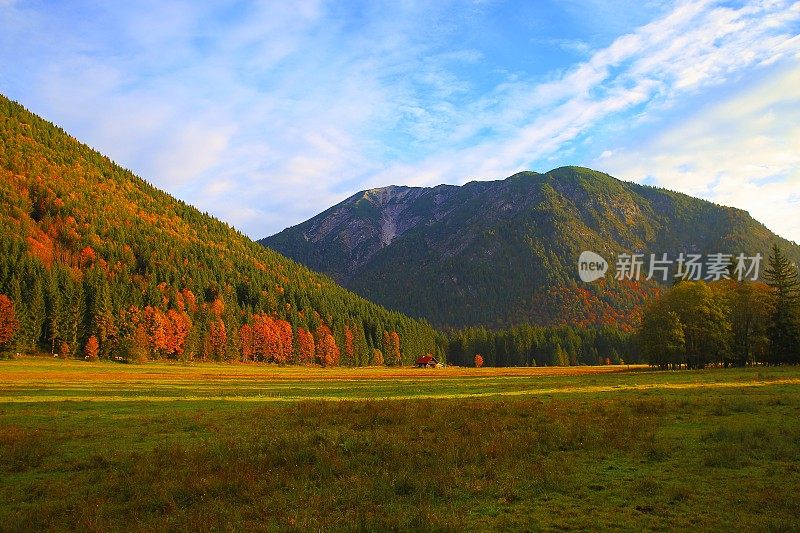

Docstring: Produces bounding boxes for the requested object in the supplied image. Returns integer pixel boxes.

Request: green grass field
[1,358,799,531]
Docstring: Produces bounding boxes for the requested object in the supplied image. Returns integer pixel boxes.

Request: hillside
[262,167,800,329]
[0,95,441,364]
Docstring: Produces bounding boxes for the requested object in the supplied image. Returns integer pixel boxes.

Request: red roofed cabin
[415,355,440,368]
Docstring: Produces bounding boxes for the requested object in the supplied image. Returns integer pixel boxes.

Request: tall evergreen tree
[763,244,800,364]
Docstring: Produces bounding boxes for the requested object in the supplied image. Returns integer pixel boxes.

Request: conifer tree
[763,244,800,364]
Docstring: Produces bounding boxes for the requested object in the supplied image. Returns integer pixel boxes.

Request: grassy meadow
[1,357,799,531]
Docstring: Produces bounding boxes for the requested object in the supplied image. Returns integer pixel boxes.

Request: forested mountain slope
[262,167,800,329]
[0,95,440,364]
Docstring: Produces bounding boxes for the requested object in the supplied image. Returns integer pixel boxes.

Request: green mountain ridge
[0,94,441,363]
[261,167,800,329]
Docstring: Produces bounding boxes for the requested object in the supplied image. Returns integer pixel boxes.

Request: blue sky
[1,0,799,240]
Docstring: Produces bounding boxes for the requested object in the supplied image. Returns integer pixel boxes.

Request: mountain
[0,95,441,364]
[261,167,800,329]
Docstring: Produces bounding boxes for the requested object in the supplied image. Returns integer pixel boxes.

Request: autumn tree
[390,331,402,366]
[0,294,18,349]
[314,324,340,367]
[474,354,484,368]
[297,327,315,365]
[126,325,150,363]
[275,319,294,364]
[84,335,99,361]
[165,309,192,358]
[382,330,402,366]
[371,348,384,366]
[319,333,340,367]
[239,323,253,361]
[247,313,293,363]
[142,306,168,358]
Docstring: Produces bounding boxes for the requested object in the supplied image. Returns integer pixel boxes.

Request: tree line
[638,244,800,368]
[444,322,632,367]
[0,248,437,366]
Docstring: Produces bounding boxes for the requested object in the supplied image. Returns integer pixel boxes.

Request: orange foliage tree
[249,313,295,363]
[142,306,168,357]
[371,348,384,366]
[474,354,484,368]
[0,294,17,348]
[84,335,99,361]
[314,323,340,367]
[297,327,315,365]
[165,309,191,358]
[383,330,402,366]
[239,323,253,361]
[276,319,294,364]
[319,333,340,367]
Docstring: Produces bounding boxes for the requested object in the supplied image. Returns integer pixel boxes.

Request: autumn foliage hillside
[0,95,440,364]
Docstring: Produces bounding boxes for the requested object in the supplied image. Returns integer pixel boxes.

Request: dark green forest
[445,323,632,367]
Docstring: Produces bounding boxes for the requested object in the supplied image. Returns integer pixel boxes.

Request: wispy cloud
[369,1,800,183]
[0,0,798,241]
[600,64,800,242]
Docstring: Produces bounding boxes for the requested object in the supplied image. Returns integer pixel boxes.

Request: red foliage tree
[315,323,333,364]
[79,246,96,268]
[250,313,290,362]
[165,309,191,357]
[275,319,294,364]
[0,294,17,348]
[297,327,315,365]
[210,298,225,317]
[142,306,168,357]
[474,354,484,368]
[84,335,99,361]
[181,289,198,313]
[319,333,340,367]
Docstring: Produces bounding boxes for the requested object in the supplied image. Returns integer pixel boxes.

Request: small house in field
[415,355,440,368]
